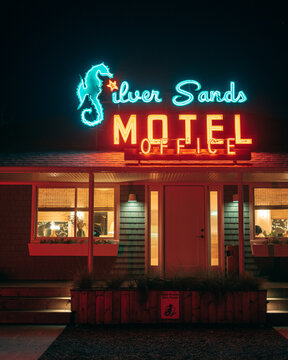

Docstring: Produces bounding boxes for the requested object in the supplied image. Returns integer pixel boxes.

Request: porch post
[88,172,94,274]
[238,173,244,274]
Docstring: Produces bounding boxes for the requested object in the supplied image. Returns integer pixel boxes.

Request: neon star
[107,80,118,92]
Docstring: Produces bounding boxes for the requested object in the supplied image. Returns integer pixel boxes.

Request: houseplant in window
[252,188,288,257]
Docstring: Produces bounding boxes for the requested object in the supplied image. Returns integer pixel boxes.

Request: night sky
[0,2,287,153]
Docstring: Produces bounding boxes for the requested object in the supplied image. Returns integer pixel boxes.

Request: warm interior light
[128,193,137,202]
[50,221,60,230]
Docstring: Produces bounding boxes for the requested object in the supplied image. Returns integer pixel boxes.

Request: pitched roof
[0,151,125,168]
[0,151,287,171]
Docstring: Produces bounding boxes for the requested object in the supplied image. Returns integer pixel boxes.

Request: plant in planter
[73,269,94,290]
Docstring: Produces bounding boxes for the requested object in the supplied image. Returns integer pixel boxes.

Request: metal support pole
[238,173,244,274]
[88,172,94,274]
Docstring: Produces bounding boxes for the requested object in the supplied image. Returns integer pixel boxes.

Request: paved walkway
[0,325,65,360]
[0,325,287,359]
[39,324,288,360]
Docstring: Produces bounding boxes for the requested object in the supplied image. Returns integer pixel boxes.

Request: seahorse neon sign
[77,63,113,126]
[76,63,248,127]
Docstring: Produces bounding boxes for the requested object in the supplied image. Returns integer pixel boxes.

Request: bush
[73,269,94,289]
[72,270,261,292]
[105,277,126,290]
[135,271,260,293]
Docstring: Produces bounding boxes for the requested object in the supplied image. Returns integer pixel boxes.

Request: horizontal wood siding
[224,185,257,274]
[111,185,145,277]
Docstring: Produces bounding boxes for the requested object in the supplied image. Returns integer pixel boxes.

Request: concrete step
[267,298,288,311]
[0,297,71,311]
[0,310,71,324]
[267,288,288,298]
[0,287,70,297]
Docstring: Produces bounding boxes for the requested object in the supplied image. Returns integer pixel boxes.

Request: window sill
[28,243,119,256]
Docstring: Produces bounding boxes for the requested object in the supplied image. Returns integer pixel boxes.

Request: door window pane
[150,191,159,266]
[210,191,219,266]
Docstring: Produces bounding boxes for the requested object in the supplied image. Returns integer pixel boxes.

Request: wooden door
[165,186,206,275]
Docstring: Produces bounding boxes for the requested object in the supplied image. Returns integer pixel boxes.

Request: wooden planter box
[71,289,267,324]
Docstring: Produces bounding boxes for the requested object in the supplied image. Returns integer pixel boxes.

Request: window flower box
[28,241,119,256]
[250,240,270,257]
[273,244,288,257]
[250,239,288,257]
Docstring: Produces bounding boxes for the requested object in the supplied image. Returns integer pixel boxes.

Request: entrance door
[165,186,206,275]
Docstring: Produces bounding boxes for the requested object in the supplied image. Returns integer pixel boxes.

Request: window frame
[252,186,288,240]
[31,184,119,244]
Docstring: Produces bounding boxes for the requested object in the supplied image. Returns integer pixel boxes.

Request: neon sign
[112,81,162,104]
[172,80,247,106]
[77,63,113,126]
[76,63,248,127]
[76,64,252,159]
[113,113,253,159]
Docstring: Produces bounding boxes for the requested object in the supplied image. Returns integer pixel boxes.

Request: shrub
[134,271,260,293]
[73,269,94,289]
[105,277,126,290]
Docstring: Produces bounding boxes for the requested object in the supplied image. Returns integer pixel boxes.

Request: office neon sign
[77,63,252,159]
[113,113,252,159]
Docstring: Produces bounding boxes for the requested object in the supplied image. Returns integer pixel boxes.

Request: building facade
[0,151,287,280]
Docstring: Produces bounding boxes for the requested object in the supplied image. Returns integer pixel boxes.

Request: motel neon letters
[113,114,252,156]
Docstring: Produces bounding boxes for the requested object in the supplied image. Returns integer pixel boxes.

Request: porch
[0,279,287,325]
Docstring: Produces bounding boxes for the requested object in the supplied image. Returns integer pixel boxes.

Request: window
[34,186,116,243]
[254,188,288,238]
[94,188,114,238]
[36,188,88,241]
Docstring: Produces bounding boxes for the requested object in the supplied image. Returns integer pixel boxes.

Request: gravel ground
[39,324,288,360]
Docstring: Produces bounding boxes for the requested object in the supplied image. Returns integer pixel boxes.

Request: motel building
[0,68,288,323]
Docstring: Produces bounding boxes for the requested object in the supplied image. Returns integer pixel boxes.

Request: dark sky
[0,2,287,153]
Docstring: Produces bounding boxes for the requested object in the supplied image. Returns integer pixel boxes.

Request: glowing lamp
[128,193,137,202]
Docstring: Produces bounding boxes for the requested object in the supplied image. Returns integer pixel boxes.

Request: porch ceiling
[242,172,288,182]
[0,171,287,184]
[0,172,89,183]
